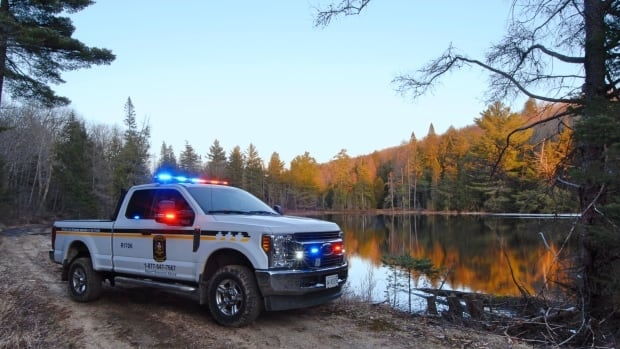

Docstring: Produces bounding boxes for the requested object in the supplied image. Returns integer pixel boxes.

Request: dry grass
[0,271,74,348]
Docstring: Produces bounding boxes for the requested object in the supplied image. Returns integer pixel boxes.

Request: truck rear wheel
[207,265,262,327]
[68,257,103,302]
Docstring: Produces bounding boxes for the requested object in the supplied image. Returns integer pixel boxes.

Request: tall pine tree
[156,141,177,173]
[178,141,201,175]
[227,146,244,188]
[53,113,98,218]
[112,97,150,193]
[244,143,264,198]
[205,139,227,179]
[0,0,115,106]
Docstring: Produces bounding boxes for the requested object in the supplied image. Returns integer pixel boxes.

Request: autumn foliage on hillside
[314,99,576,214]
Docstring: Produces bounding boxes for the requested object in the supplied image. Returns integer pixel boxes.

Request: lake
[312,213,578,312]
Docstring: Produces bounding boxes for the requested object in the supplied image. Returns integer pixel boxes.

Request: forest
[0,96,577,224]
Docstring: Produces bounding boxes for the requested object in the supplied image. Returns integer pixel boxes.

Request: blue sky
[56,1,517,166]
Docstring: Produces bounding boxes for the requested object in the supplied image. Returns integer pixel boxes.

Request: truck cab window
[153,189,194,226]
[125,189,156,219]
[154,189,190,211]
[126,189,192,221]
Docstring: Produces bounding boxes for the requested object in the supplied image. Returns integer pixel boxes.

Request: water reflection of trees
[333,214,575,296]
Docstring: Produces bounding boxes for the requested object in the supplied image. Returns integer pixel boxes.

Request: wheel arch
[199,248,257,304]
[202,248,254,280]
[61,240,92,281]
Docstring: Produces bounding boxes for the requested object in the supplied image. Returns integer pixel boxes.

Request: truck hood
[209,214,339,233]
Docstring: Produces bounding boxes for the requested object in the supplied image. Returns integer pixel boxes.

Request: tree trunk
[0,0,10,106]
[580,0,610,319]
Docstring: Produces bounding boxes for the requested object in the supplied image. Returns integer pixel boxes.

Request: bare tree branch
[526,44,584,63]
[314,0,371,28]
[393,46,579,105]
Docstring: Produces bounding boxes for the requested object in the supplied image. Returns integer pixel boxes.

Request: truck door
[113,188,196,281]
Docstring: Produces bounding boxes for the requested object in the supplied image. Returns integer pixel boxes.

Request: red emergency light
[154,172,228,185]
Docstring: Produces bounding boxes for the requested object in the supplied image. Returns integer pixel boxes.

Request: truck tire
[207,265,262,327]
[67,257,103,302]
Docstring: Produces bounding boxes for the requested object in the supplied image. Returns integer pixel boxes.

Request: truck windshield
[186,186,278,215]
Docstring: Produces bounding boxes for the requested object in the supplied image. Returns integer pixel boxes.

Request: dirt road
[0,225,529,348]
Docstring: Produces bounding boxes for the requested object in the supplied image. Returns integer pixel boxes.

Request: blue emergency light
[153,172,228,185]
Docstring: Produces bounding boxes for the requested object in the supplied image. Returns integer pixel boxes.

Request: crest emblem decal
[153,235,166,262]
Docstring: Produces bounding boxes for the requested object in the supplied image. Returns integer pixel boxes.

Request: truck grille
[292,231,345,269]
[294,231,341,242]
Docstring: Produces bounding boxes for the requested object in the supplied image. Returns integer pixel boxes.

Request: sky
[55,1,519,167]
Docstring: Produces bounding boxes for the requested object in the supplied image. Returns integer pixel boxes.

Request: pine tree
[227,146,244,188]
[330,149,352,209]
[421,124,441,210]
[156,141,177,173]
[87,123,118,217]
[265,152,285,207]
[178,141,201,175]
[469,102,534,211]
[352,158,374,209]
[112,97,151,192]
[244,143,264,198]
[407,132,422,210]
[437,126,470,211]
[205,139,227,179]
[53,113,98,217]
[0,0,115,106]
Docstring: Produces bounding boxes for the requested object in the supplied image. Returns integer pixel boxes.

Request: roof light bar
[153,172,228,185]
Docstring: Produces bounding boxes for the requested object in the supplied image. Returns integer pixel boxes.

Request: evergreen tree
[244,143,264,198]
[437,126,469,211]
[87,123,117,217]
[265,152,285,207]
[205,139,227,179]
[470,102,534,211]
[156,141,177,173]
[227,146,244,188]
[0,125,9,220]
[352,158,374,209]
[421,124,441,210]
[376,160,394,209]
[0,0,115,106]
[407,132,422,210]
[112,97,151,192]
[329,149,352,209]
[178,141,201,175]
[53,113,98,217]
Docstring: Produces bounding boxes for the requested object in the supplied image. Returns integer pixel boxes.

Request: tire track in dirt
[1,230,131,348]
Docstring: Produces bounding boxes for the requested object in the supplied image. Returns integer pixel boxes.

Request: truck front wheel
[67,257,103,302]
[207,265,262,327]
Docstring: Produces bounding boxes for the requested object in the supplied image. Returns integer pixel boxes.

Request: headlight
[262,234,296,268]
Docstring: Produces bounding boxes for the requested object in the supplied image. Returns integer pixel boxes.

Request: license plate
[325,274,338,288]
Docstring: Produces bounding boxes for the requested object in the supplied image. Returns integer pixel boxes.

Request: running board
[114,276,197,293]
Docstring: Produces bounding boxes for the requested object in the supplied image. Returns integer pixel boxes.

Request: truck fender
[61,240,92,281]
[198,247,257,305]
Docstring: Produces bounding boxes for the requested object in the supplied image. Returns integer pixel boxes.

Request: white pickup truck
[49,174,348,327]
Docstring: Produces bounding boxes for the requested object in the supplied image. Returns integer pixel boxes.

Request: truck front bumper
[254,263,348,311]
